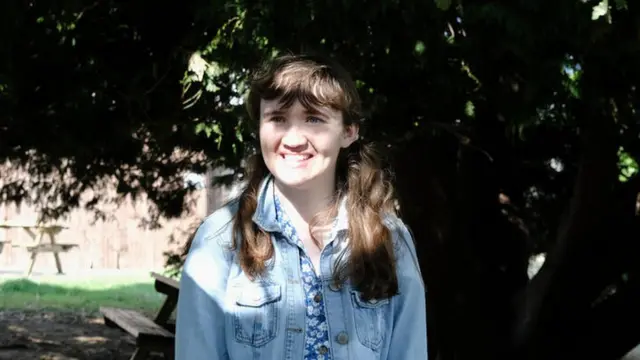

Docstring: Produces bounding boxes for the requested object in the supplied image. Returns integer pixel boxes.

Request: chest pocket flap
[236,284,282,307]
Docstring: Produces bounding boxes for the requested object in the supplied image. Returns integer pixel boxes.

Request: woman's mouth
[281,154,313,167]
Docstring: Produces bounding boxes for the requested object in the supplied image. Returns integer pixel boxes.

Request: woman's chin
[273,174,314,190]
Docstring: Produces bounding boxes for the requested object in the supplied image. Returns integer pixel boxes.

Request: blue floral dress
[274,195,332,360]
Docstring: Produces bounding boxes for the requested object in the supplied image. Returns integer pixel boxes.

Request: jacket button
[313,293,322,303]
[318,345,329,354]
[336,331,349,345]
[329,282,342,292]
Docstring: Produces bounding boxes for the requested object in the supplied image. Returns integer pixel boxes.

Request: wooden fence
[0,168,242,273]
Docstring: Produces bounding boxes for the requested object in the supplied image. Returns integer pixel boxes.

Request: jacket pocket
[350,290,390,352]
[233,283,282,347]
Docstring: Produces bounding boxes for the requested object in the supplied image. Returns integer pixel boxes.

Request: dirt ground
[0,310,166,360]
[5,309,639,360]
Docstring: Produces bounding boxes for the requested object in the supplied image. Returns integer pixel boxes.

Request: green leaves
[591,0,609,21]
[194,122,213,138]
[464,100,475,118]
[562,62,582,99]
[435,0,452,11]
[3,0,640,228]
[613,0,628,10]
[195,122,225,150]
[618,147,638,182]
[414,40,426,55]
[592,0,627,22]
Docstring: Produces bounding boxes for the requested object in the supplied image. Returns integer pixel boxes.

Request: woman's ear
[341,124,360,148]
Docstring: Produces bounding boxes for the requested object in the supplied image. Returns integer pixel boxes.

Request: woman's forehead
[260,98,340,117]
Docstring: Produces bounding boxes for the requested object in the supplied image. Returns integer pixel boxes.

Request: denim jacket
[175,176,428,360]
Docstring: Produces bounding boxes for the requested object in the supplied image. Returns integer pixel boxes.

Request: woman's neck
[273,179,335,225]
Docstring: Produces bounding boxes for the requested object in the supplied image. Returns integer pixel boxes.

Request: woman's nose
[281,126,308,148]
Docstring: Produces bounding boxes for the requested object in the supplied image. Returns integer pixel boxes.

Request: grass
[0,271,167,316]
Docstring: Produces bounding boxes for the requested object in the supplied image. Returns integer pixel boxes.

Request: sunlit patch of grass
[0,272,165,315]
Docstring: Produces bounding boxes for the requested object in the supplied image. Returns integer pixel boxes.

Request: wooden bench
[151,272,180,333]
[15,242,79,276]
[24,243,78,253]
[101,272,180,359]
[101,307,175,359]
[0,222,76,275]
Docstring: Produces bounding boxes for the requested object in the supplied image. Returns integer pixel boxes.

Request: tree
[2,0,640,359]
[1,0,212,222]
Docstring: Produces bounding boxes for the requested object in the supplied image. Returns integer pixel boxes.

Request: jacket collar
[251,175,349,237]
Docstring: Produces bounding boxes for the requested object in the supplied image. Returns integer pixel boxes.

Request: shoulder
[382,214,418,263]
[382,213,424,288]
[181,199,241,301]
[191,198,240,249]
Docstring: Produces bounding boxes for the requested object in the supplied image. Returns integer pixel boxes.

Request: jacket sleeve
[387,222,428,360]
[175,218,232,360]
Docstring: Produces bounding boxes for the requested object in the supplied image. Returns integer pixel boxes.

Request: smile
[281,154,312,160]
[280,154,313,166]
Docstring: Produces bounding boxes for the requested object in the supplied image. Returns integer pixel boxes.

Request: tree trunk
[512,105,619,359]
[395,120,529,360]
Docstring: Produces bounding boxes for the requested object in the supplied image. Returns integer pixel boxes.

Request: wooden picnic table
[0,221,77,276]
[101,271,180,360]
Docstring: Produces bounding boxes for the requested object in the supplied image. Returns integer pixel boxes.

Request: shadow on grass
[0,279,169,360]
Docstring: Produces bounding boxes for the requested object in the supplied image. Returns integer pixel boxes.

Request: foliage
[3,0,637,222]
[1,1,215,223]
[3,0,640,359]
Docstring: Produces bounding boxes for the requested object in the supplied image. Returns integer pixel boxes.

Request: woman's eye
[307,116,325,123]
[271,116,285,123]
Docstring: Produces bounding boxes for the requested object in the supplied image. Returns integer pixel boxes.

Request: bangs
[247,54,362,126]
[259,62,351,113]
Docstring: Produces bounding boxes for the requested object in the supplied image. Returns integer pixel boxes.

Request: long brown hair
[233,53,398,300]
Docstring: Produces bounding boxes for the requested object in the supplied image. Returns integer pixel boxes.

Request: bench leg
[129,348,150,360]
[48,233,64,274]
[154,295,178,325]
[24,231,44,276]
[52,252,63,274]
[26,252,38,276]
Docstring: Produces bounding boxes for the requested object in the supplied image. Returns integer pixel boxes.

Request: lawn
[0,271,169,316]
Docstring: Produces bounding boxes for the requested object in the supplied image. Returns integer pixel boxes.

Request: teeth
[283,154,310,161]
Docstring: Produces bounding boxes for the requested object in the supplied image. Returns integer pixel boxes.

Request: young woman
[175,53,427,360]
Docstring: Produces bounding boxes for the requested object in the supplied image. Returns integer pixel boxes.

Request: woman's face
[259,98,358,191]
